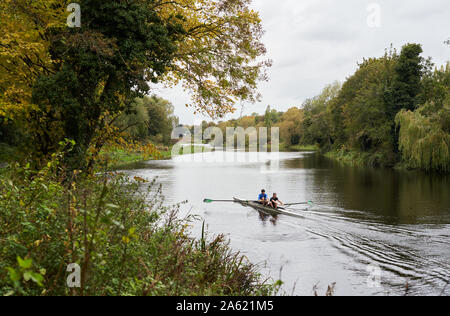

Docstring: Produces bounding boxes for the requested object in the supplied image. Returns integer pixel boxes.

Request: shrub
[0,162,275,296]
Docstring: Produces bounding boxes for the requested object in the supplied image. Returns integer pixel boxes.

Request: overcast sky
[153,0,450,125]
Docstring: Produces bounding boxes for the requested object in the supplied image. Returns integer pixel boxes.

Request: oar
[284,201,314,207]
[204,199,313,207]
[204,199,258,203]
[203,199,238,203]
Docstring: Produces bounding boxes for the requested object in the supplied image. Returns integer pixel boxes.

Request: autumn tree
[156,0,271,118]
[276,107,303,146]
[0,0,67,161]
[1,0,270,170]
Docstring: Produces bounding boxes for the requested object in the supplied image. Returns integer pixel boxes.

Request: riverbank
[324,150,382,168]
[104,145,211,169]
[0,163,278,296]
[282,144,319,152]
[107,143,319,169]
[323,149,447,172]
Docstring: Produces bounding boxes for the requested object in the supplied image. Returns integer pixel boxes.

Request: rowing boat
[233,198,305,219]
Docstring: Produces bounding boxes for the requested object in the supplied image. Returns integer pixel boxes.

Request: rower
[270,193,284,209]
[258,189,269,206]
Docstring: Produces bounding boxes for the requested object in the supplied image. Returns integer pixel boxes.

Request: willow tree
[396,104,449,172]
[395,64,450,172]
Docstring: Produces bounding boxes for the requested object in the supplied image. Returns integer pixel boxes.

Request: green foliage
[301,82,341,151]
[263,106,282,128]
[6,257,46,295]
[114,96,178,145]
[0,142,16,162]
[27,0,184,168]
[0,117,22,147]
[340,57,396,163]
[276,108,304,146]
[388,43,428,114]
[0,160,275,296]
[396,102,450,172]
[114,100,150,141]
[300,44,448,171]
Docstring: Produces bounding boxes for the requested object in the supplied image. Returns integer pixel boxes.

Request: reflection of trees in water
[298,154,450,224]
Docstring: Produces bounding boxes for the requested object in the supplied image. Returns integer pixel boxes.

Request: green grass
[287,144,319,152]
[278,143,318,152]
[103,145,211,170]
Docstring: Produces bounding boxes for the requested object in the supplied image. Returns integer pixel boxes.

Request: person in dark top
[270,193,284,209]
[258,189,269,205]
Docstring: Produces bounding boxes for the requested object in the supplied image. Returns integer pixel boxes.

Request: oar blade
[203,199,214,203]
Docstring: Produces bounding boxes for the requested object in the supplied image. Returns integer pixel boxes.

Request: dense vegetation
[0,0,275,296]
[204,44,449,172]
[114,96,179,145]
[0,159,276,296]
[302,44,449,172]
[0,0,270,169]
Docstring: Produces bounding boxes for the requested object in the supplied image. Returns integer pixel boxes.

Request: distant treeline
[200,44,449,172]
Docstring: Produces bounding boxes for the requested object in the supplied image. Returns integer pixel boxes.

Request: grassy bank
[284,144,318,152]
[104,143,319,170]
[0,162,277,296]
[104,145,211,169]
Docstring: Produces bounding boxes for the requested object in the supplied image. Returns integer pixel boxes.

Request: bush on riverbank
[0,161,276,296]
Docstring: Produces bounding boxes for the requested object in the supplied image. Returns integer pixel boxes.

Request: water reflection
[257,211,278,226]
[290,153,450,224]
[123,151,450,296]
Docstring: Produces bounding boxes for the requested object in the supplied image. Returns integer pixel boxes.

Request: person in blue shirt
[258,189,269,206]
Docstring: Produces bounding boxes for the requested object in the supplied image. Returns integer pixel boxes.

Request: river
[122,151,450,296]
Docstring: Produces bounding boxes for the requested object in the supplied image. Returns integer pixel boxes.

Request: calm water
[123,151,450,296]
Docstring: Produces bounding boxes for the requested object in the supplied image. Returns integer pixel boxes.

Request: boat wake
[273,205,450,296]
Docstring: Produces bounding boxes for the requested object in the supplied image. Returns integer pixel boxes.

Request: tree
[114,100,150,141]
[264,106,272,128]
[301,82,341,150]
[0,0,67,162]
[341,57,395,157]
[388,43,428,116]
[95,95,178,161]
[395,63,450,172]
[157,0,272,118]
[0,0,64,119]
[142,96,178,145]
[396,103,449,172]
[276,107,303,146]
[1,0,270,169]
[3,0,184,168]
